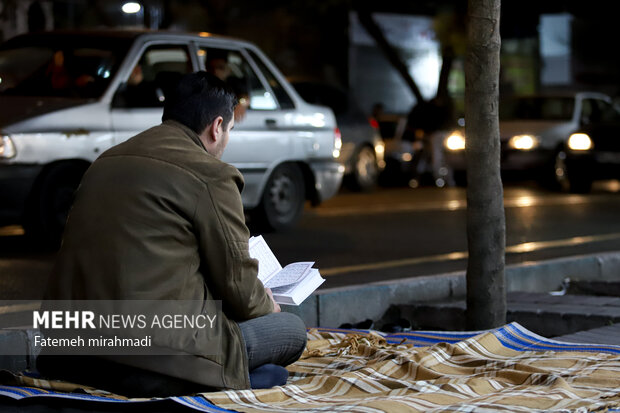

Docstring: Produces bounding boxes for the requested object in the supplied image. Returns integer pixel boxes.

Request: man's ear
[199,116,223,150]
[210,116,224,141]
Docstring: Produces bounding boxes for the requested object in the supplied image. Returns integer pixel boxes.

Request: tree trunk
[464,0,506,330]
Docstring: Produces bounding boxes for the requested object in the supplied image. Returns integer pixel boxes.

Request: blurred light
[199,32,212,37]
[369,117,379,129]
[606,180,620,192]
[197,50,206,57]
[446,200,463,210]
[334,128,342,147]
[333,128,342,158]
[375,142,384,155]
[121,2,141,14]
[511,242,537,253]
[514,196,535,207]
[457,117,465,127]
[508,134,538,150]
[401,152,413,162]
[567,133,593,151]
[0,225,25,236]
[0,136,16,158]
[445,131,466,151]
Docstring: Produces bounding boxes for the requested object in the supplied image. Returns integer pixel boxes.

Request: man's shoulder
[98,124,243,188]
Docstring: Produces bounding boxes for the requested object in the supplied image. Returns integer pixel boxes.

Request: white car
[0,30,343,243]
[443,92,614,189]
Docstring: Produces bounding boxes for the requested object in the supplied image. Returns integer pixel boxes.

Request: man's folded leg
[238,312,307,388]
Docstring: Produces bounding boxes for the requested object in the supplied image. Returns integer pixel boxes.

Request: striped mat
[2,322,620,412]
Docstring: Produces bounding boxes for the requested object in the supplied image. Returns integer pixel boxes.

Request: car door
[196,43,297,206]
[110,42,194,146]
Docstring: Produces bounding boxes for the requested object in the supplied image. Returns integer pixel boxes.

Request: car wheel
[252,163,305,232]
[346,146,378,191]
[23,162,87,248]
[553,150,592,193]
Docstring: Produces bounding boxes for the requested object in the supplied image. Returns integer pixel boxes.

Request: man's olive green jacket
[45,120,274,390]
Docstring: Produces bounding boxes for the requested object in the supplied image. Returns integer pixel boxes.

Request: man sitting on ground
[37,72,307,397]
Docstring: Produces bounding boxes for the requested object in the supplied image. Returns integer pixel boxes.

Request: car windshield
[0,33,132,99]
[500,97,574,121]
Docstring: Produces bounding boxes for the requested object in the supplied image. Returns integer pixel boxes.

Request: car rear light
[333,127,342,158]
[369,117,379,129]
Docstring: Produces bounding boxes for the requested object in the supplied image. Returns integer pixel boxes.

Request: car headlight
[567,133,593,151]
[0,135,16,159]
[444,131,466,151]
[508,134,538,150]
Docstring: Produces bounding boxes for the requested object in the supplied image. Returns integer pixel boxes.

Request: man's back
[39,72,305,395]
[44,119,273,390]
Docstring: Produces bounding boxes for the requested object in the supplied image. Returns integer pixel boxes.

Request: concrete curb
[1,250,619,373]
[284,250,620,328]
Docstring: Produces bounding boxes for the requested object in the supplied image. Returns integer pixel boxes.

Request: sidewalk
[1,250,620,374]
[397,290,620,338]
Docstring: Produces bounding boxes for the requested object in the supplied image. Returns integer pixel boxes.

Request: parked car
[559,101,620,192]
[289,79,384,191]
[443,92,616,191]
[0,30,343,243]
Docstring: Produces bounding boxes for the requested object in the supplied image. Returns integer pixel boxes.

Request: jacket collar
[162,119,208,152]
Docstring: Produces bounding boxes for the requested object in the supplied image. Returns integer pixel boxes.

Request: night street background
[2,180,619,300]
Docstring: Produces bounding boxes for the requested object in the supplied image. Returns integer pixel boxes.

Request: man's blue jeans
[238,312,307,371]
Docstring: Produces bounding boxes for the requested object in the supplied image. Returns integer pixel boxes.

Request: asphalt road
[1,180,620,300]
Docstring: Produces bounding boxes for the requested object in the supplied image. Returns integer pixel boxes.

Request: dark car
[289,80,385,191]
[559,100,620,192]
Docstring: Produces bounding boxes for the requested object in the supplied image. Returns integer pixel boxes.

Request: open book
[249,235,324,305]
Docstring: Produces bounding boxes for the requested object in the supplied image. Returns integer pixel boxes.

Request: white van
[0,30,343,243]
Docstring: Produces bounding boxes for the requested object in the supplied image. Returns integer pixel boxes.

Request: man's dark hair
[162,71,237,134]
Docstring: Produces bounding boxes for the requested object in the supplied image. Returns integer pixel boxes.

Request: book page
[264,262,314,289]
[249,236,282,283]
[272,269,324,305]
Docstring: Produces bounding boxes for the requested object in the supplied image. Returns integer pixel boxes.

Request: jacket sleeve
[193,168,273,321]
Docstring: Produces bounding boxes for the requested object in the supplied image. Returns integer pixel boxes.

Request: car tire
[345,145,378,192]
[251,163,305,232]
[23,162,88,248]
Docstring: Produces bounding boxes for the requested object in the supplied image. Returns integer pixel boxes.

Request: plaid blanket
[2,322,620,412]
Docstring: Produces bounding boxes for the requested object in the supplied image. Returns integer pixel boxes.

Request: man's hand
[265,288,281,313]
